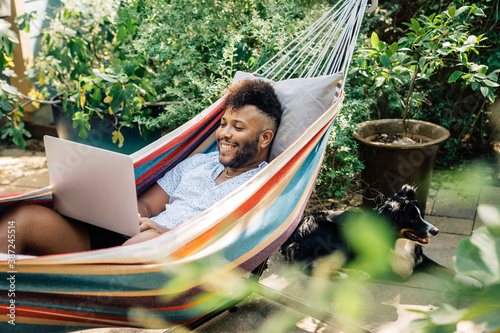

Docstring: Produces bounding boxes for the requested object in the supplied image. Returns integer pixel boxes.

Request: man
[0,79,282,255]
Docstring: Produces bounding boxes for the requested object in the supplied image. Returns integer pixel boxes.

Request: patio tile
[425,195,436,216]
[0,148,45,158]
[426,215,473,236]
[431,188,479,220]
[0,155,47,184]
[10,168,50,189]
[416,232,464,270]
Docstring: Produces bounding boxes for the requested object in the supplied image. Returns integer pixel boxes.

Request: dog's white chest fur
[391,239,417,279]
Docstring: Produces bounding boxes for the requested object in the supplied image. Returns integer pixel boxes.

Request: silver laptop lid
[44,136,139,237]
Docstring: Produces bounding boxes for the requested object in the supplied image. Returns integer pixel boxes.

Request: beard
[218,135,260,169]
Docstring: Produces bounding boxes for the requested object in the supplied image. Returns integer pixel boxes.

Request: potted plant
[28,0,169,153]
[351,5,499,209]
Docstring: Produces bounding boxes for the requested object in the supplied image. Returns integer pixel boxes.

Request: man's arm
[137,184,170,218]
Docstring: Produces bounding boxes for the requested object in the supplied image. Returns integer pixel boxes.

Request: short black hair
[225,79,282,131]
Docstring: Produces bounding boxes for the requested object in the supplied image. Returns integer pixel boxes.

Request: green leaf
[356,56,366,67]
[483,79,499,88]
[389,42,398,54]
[480,86,490,98]
[91,69,119,83]
[374,76,386,88]
[377,41,385,52]
[455,226,500,285]
[456,6,470,17]
[448,71,464,83]
[380,54,391,68]
[370,32,379,49]
[466,35,478,45]
[448,6,456,18]
[487,90,495,103]
[462,284,500,332]
[461,53,468,65]
[0,100,10,111]
[410,18,420,31]
[418,56,426,69]
[487,72,498,81]
[472,6,486,17]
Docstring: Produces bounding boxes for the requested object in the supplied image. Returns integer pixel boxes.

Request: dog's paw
[454,274,484,290]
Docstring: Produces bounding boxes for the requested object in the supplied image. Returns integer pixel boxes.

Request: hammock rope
[258,0,370,84]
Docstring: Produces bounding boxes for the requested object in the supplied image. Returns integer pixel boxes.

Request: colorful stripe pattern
[0,93,343,332]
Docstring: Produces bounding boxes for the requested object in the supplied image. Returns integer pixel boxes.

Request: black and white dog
[281,185,482,288]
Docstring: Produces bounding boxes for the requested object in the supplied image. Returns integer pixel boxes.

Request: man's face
[216,105,271,169]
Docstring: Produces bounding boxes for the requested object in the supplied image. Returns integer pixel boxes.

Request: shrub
[347,0,499,166]
[8,0,334,148]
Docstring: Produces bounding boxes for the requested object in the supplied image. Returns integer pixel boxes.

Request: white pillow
[232,71,343,160]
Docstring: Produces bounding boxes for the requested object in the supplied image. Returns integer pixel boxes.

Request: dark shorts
[86,224,131,250]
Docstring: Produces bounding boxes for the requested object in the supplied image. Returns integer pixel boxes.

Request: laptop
[44,136,140,237]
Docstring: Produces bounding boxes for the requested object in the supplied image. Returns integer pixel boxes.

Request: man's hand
[122,217,170,246]
[138,217,170,234]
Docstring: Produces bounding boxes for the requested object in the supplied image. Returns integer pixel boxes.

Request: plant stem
[402,64,419,137]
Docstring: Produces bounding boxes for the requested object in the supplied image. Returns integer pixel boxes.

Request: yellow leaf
[137,94,145,104]
[112,130,124,148]
[28,88,43,109]
[39,72,45,86]
[108,106,114,115]
[13,111,21,127]
[80,88,85,109]
[32,89,42,99]
[120,101,124,108]
[80,94,86,109]
[104,96,113,103]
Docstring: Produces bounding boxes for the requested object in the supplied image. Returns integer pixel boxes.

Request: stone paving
[0,148,49,195]
[1,143,499,332]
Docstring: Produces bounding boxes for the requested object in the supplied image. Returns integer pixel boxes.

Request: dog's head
[378,185,439,245]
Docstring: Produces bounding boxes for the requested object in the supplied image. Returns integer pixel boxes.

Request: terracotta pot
[352,119,450,210]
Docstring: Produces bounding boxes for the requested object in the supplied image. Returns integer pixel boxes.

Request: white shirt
[151,151,267,229]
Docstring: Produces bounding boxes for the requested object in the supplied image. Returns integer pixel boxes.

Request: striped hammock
[0,0,373,331]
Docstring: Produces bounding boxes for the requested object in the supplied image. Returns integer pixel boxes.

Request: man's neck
[224,161,262,177]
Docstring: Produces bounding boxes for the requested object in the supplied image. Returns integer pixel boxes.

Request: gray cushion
[232,71,344,160]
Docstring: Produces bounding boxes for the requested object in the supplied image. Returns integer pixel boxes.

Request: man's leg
[0,203,90,255]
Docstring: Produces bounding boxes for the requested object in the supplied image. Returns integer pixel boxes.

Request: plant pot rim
[352,119,450,149]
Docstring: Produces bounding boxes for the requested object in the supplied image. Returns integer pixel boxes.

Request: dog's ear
[378,199,401,217]
[397,184,417,200]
